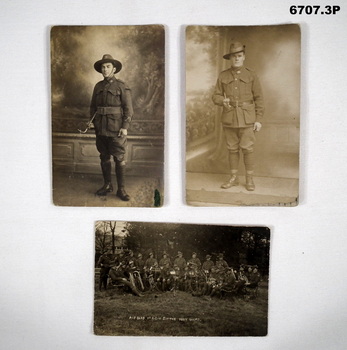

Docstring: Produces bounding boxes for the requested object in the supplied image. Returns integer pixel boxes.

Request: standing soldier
[212,41,264,191]
[173,251,187,290]
[97,249,114,291]
[90,54,134,201]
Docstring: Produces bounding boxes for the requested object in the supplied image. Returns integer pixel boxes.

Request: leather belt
[230,100,254,108]
[97,106,122,114]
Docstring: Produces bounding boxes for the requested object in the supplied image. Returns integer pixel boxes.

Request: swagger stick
[78,112,97,133]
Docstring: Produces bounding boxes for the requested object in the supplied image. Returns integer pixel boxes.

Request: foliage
[124,222,270,273]
[186,86,216,144]
[51,25,165,124]
[95,221,125,255]
[186,26,219,67]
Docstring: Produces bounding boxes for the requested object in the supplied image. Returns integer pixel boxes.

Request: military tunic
[212,66,264,128]
[187,257,201,269]
[90,76,133,161]
[212,65,265,161]
[202,259,214,272]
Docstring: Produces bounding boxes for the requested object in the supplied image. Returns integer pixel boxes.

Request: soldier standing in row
[90,54,134,201]
[212,41,264,191]
[97,249,114,291]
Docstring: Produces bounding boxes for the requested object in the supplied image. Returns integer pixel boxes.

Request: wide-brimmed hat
[223,41,245,60]
[94,54,122,73]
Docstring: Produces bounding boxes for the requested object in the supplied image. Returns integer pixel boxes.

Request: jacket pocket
[243,104,256,124]
[107,88,121,105]
[221,109,234,126]
[107,114,122,132]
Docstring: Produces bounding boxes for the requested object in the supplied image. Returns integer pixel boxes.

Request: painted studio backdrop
[51,26,165,206]
[186,25,300,206]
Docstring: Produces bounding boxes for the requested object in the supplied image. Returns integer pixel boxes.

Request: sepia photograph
[186,25,300,206]
[51,25,165,207]
[94,221,270,336]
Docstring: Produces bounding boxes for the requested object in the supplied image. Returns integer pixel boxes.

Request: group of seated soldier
[97,249,261,298]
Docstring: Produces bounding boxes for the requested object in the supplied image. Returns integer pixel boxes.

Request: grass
[94,283,268,336]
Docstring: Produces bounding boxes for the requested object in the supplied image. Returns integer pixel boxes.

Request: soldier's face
[101,62,116,78]
[230,52,245,68]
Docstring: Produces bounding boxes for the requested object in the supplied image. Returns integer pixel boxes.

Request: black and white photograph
[186,25,300,206]
[51,25,165,207]
[94,221,270,336]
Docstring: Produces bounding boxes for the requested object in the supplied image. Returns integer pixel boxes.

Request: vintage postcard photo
[94,221,270,336]
[51,25,164,207]
[186,24,300,206]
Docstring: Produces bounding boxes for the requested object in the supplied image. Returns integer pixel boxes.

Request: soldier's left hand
[253,122,262,132]
[118,128,128,137]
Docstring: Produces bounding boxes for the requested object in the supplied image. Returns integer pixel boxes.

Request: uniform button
[235,78,238,80]
[237,71,240,74]
[235,87,238,89]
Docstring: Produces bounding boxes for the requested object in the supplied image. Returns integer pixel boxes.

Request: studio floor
[52,172,163,207]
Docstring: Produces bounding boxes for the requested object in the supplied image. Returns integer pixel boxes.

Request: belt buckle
[235,101,239,108]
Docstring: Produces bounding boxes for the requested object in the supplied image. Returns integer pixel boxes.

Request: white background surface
[1,0,347,349]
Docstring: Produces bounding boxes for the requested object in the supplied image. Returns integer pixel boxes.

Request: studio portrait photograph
[51,25,165,207]
[94,221,270,336]
[185,24,300,206]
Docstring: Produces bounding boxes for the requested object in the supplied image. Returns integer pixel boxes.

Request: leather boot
[96,160,113,196]
[245,175,255,191]
[116,187,130,201]
[115,162,130,201]
[96,182,113,196]
[221,174,239,189]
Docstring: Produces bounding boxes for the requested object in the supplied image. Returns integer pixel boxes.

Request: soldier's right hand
[223,98,231,108]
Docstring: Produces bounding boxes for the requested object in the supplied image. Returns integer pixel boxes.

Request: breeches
[223,127,255,153]
[96,135,127,162]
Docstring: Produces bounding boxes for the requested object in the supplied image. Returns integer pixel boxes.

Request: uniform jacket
[145,257,158,269]
[173,257,186,270]
[249,272,261,284]
[159,257,171,267]
[187,257,201,268]
[215,259,229,271]
[202,260,214,272]
[212,66,264,128]
[90,76,134,136]
[97,254,114,270]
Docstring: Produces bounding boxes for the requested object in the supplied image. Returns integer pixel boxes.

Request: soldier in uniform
[135,253,145,273]
[202,254,214,273]
[108,261,143,297]
[90,54,134,201]
[215,253,229,272]
[187,252,202,270]
[173,251,186,291]
[212,42,264,191]
[97,249,114,291]
[246,267,261,288]
[145,252,158,270]
[159,252,171,268]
